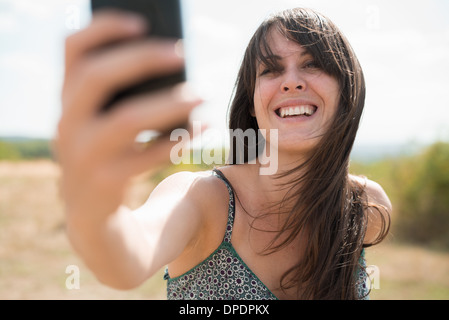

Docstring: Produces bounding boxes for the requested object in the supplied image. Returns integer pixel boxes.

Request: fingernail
[159,40,183,58]
[174,40,184,58]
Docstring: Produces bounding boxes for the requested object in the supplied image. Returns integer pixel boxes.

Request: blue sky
[1,0,448,148]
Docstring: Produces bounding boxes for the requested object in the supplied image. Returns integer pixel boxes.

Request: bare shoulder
[134,170,230,265]
[143,169,231,276]
[147,170,209,198]
[350,174,392,244]
[146,169,229,217]
[350,175,392,212]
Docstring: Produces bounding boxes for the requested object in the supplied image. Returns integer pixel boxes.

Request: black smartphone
[90,0,185,113]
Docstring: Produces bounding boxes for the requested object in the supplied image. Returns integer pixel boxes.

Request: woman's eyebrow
[264,50,311,61]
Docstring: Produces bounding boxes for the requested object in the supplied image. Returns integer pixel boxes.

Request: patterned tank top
[164,169,370,300]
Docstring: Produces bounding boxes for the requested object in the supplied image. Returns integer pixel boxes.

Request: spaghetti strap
[212,168,236,243]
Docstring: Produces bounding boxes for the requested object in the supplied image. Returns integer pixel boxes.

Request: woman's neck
[245,152,308,211]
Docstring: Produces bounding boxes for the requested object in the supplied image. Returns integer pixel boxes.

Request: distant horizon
[0,133,440,163]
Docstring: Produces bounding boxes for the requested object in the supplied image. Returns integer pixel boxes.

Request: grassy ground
[0,160,165,299]
[366,242,449,299]
[0,160,448,300]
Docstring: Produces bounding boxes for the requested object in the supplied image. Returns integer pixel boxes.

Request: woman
[57,8,391,300]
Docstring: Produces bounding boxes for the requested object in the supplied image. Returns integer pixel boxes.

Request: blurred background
[0,0,448,299]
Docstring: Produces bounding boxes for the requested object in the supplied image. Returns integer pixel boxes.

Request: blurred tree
[395,142,449,248]
[0,141,20,160]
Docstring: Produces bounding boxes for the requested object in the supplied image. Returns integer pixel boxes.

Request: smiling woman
[58,6,391,301]
[223,7,391,299]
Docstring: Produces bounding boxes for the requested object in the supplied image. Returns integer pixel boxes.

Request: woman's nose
[281,72,306,93]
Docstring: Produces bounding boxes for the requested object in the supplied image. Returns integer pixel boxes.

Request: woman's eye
[260,68,271,76]
[259,66,282,76]
[304,60,319,69]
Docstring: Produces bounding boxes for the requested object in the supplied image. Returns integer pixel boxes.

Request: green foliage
[0,138,53,160]
[15,140,53,159]
[351,141,449,249]
[394,142,449,248]
[0,141,21,160]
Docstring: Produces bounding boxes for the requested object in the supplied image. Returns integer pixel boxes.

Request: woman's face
[253,29,340,156]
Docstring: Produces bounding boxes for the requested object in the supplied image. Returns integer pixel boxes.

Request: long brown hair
[227,8,390,299]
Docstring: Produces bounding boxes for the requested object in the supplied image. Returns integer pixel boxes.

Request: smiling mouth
[275,105,318,118]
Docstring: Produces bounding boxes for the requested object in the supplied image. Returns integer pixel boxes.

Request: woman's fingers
[62,38,185,126]
[87,83,202,158]
[119,119,206,179]
[86,40,184,94]
[58,81,202,170]
[107,83,201,134]
[64,10,147,76]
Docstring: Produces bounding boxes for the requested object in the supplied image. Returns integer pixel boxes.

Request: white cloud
[190,15,239,43]
[0,13,18,33]
[11,0,63,20]
[0,53,47,75]
[0,51,62,138]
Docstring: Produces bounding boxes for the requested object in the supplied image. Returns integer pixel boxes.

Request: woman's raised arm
[55,10,202,289]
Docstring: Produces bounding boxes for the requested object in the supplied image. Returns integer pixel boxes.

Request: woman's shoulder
[350,174,392,244]
[151,169,231,213]
[349,174,392,211]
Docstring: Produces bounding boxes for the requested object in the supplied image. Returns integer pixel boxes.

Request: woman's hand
[56,10,202,218]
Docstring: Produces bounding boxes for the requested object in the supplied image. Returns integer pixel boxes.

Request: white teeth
[289,107,295,115]
[278,105,316,118]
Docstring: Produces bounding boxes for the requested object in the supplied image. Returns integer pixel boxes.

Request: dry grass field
[0,160,165,299]
[1,160,448,300]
